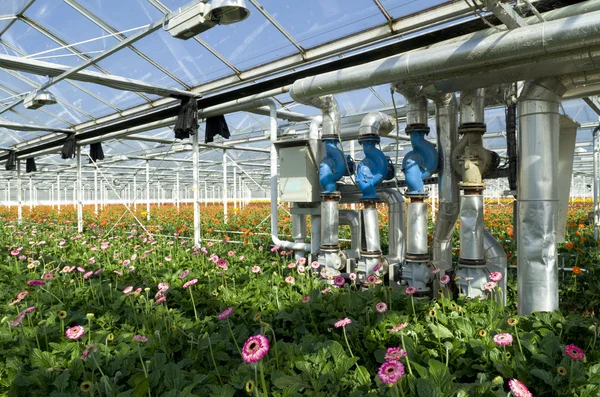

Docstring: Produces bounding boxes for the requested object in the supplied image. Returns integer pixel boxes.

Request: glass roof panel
[0,19,14,33]
[134,30,232,87]
[95,46,184,88]
[46,81,116,118]
[0,110,37,126]
[199,4,297,70]
[24,0,119,58]
[73,0,163,32]
[257,0,387,49]
[13,103,70,128]
[4,0,31,15]
[0,20,82,66]
[380,0,449,19]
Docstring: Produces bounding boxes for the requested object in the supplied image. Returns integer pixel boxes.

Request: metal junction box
[279,145,320,203]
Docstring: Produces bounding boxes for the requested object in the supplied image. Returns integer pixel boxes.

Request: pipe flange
[458,258,487,266]
[360,250,383,258]
[321,134,340,140]
[458,123,486,135]
[406,253,430,261]
[357,133,381,142]
[405,124,430,135]
[459,184,485,193]
[406,193,428,203]
[320,245,341,252]
[321,192,341,201]
[360,198,380,206]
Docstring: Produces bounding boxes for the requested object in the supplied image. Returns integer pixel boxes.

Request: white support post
[233,166,237,211]
[77,146,83,233]
[72,182,76,209]
[29,176,33,210]
[212,185,215,204]
[57,175,61,213]
[94,169,98,214]
[193,132,201,246]
[51,183,54,209]
[17,161,22,224]
[204,181,207,206]
[223,150,228,222]
[176,170,180,211]
[157,181,161,207]
[146,160,150,221]
[7,180,10,209]
[133,175,137,212]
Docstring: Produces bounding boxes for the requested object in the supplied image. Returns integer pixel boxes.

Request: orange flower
[578,223,585,229]
[572,266,582,275]
[565,242,574,249]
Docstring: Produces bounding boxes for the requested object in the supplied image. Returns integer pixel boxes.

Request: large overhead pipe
[394,86,437,293]
[427,92,459,276]
[517,78,566,315]
[289,11,600,102]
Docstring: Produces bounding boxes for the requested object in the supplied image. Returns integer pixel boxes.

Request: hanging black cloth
[205,114,230,143]
[89,142,105,163]
[61,133,76,159]
[174,97,198,140]
[5,150,16,171]
[26,158,37,173]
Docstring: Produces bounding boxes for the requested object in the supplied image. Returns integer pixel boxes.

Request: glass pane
[134,30,232,87]
[380,0,449,19]
[47,81,116,119]
[74,0,163,31]
[200,3,297,70]
[24,0,119,58]
[1,20,82,66]
[257,0,387,49]
[13,103,70,128]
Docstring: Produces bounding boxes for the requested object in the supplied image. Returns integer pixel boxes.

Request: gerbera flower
[334,276,345,287]
[390,323,408,333]
[218,307,233,320]
[66,325,85,340]
[508,379,532,397]
[285,276,295,284]
[241,334,270,364]
[404,286,418,295]
[376,302,388,313]
[334,318,352,328]
[377,361,405,385]
[182,278,198,289]
[385,347,407,362]
[493,333,513,346]
[440,275,450,285]
[483,282,497,291]
[489,272,503,282]
[133,334,148,343]
[252,266,261,273]
[179,269,190,279]
[564,344,585,361]
[302,296,311,303]
[27,280,45,286]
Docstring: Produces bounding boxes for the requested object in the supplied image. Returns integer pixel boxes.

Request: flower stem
[207,334,223,385]
[226,318,241,355]
[410,296,416,322]
[269,327,280,371]
[569,359,574,389]
[189,286,198,322]
[259,361,268,396]
[343,327,367,383]
[513,325,524,358]
[400,333,413,376]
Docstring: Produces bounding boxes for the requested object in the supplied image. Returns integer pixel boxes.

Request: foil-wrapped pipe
[406,202,428,255]
[361,205,381,254]
[292,213,307,260]
[321,200,340,248]
[310,215,321,257]
[339,209,361,258]
[483,229,507,305]
[517,78,566,315]
[379,189,405,262]
[459,194,485,262]
[393,85,428,126]
[459,89,485,125]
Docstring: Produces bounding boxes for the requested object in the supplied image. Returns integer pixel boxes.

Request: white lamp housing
[24,90,57,110]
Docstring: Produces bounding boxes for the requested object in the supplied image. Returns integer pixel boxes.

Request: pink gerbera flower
[483,282,497,291]
[431,267,441,274]
[133,334,148,343]
[298,258,306,266]
[489,272,503,282]
[385,347,407,362]
[349,273,357,281]
[377,361,405,385]
[218,307,233,320]
[334,318,352,328]
[252,266,261,273]
[154,296,167,304]
[83,271,94,280]
[285,276,295,284]
[241,334,270,364]
[179,269,190,279]
[27,280,45,286]
[302,295,311,303]
[65,325,85,340]
[334,276,345,287]
[440,275,451,285]
[376,302,388,313]
[493,333,513,346]
[390,322,408,333]
[123,286,134,294]
[508,379,532,397]
[564,344,585,361]
[182,278,198,289]
[158,282,169,291]
[310,261,320,269]
[404,286,418,296]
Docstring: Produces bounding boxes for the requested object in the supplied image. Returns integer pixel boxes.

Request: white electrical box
[279,145,320,203]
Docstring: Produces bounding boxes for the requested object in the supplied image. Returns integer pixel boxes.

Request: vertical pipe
[29,176,33,210]
[193,132,201,246]
[17,161,22,224]
[157,181,161,207]
[94,169,98,214]
[176,170,180,211]
[72,182,76,209]
[57,174,61,213]
[51,183,54,209]
[133,176,137,212]
[212,186,215,204]
[204,181,208,206]
[145,160,150,221]
[223,150,228,222]
[233,166,237,211]
[517,78,565,315]
[7,180,10,209]
[594,127,599,240]
[77,146,83,233]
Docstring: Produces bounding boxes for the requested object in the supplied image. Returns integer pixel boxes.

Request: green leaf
[206,384,236,397]
[530,368,554,387]
[272,372,306,391]
[30,349,57,369]
[132,378,150,397]
[411,362,430,379]
[416,378,444,397]
[52,371,70,392]
[428,323,454,340]
[428,359,452,394]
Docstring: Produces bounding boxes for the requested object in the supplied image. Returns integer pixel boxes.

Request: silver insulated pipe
[429,92,459,272]
[517,78,565,315]
[406,202,428,256]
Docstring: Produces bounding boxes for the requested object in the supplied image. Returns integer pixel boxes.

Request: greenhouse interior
[1,0,600,395]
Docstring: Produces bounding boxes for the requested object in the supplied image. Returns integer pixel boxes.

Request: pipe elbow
[403,152,425,193]
[357,142,388,199]
[359,111,394,137]
[319,140,348,193]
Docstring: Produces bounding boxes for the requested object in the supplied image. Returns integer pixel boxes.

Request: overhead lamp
[24,90,57,110]
[167,0,250,40]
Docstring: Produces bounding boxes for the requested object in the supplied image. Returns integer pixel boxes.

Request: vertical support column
[233,166,237,211]
[51,183,54,209]
[17,161,22,224]
[145,160,150,221]
[176,170,180,211]
[223,150,228,223]
[57,174,61,213]
[77,146,83,233]
[72,182,76,209]
[204,181,208,206]
[29,176,33,210]
[94,169,98,214]
[133,175,137,212]
[594,126,600,240]
[193,131,201,247]
[212,185,215,204]
[7,180,10,209]
[157,181,161,207]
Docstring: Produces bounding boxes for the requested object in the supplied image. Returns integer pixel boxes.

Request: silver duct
[517,78,565,315]
[340,209,361,258]
[483,229,507,305]
[428,92,459,272]
[406,202,428,255]
[358,111,394,136]
[311,215,321,257]
[321,200,340,248]
[459,194,485,261]
[289,11,600,101]
[292,212,307,260]
[393,85,428,126]
[379,189,405,262]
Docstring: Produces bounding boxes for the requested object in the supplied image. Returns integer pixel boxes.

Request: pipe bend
[402,132,438,193]
[359,111,394,137]
[357,142,389,199]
